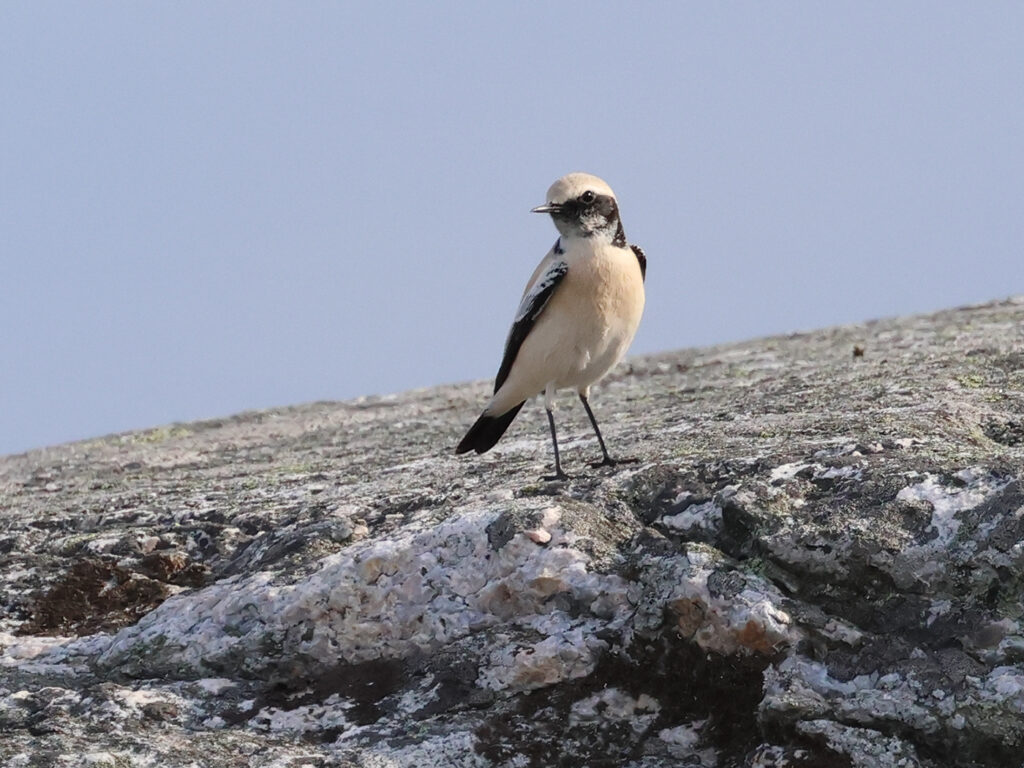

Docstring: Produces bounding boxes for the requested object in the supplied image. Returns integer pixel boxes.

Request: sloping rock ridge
[2,297,1024,767]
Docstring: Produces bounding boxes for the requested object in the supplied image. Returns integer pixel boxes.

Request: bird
[455,172,646,480]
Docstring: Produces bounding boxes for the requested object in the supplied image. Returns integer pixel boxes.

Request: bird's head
[532,172,624,243]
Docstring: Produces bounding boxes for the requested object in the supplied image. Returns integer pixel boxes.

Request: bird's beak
[531,203,563,214]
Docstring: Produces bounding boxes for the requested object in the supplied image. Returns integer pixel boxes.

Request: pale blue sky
[2,3,1022,456]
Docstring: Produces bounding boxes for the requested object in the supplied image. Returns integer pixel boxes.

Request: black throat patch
[553,194,622,241]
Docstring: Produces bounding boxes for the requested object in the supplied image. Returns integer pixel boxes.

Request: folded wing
[494,259,569,393]
[630,244,647,282]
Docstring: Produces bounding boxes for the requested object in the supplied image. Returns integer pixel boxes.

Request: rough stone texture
[2,297,1024,767]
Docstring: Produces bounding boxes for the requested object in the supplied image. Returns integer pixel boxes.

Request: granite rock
[2,297,1023,767]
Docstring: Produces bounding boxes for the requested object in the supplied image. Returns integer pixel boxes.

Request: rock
[1,297,1023,767]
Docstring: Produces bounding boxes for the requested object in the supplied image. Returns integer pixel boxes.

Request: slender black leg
[579,394,638,468]
[543,408,570,481]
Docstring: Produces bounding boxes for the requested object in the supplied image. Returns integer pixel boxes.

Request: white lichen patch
[896,470,1005,545]
[926,599,952,626]
[766,652,1024,749]
[111,686,183,713]
[658,721,717,764]
[0,632,116,679]
[770,461,863,487]
[569,688,660,734]
[770,462,808,483]
[660,500,723,535]
[353,730,488,768]
[795,720,920,768]
[819,617,864,646]
[813,464,863,482]
[980,666,1024,706]
[891,470,1012,589]
[646,548,797,656]
[393,676,439,715]
[195,678,237,696]
[81,753,127,767]
[477,626,608,692]
[0,633,68,662]
[250,693,353,738]
[83,536,124,555]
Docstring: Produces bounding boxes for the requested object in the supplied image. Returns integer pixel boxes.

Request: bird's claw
[542,471,571,482]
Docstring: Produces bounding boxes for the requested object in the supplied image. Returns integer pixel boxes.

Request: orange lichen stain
[529,576,567,596]
[735,620,777,654]
[668,597,707,638]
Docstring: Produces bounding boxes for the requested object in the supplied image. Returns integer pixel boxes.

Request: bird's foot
[589,456,639,469]
[542,469,571,482]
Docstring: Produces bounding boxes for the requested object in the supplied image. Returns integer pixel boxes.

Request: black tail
[455,402,526,455]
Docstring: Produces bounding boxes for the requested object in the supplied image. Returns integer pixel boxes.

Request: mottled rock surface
[2,298,1024,767]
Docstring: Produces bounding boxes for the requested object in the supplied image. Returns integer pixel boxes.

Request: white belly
[488,241,645,413]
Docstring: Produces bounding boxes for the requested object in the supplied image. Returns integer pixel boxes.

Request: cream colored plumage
[456,173,646,479]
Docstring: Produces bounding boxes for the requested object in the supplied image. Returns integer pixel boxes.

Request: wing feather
[630,244,647,282]
[493,260,569,393]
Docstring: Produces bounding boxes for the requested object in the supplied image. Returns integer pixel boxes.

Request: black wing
[630,244,647,282]
[493,260,569,393]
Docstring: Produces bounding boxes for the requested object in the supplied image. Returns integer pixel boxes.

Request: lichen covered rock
[2,297,1023,767]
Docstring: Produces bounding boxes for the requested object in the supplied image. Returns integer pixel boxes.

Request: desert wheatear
[456,172,646,480]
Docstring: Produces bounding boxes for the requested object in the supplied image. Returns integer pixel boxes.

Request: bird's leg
[543,408,570,481]
[579,394,638,468]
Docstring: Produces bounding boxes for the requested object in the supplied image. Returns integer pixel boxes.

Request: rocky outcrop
[2,298,1023,767]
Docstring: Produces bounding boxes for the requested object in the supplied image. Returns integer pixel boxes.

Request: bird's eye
[580,191,596,204]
